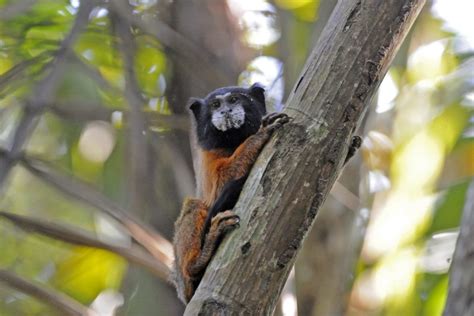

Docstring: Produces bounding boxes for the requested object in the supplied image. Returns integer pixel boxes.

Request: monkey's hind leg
[176,207,239,303]
[189,210,240,276]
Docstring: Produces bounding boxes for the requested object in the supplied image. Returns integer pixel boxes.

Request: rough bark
[443,179,474,316]
[185,0,426,314]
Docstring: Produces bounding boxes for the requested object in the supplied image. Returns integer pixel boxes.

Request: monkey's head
[189,83,267,150]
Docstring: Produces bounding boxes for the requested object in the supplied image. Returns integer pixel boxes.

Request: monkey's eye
[228,96,238,104]
[211,101,220,109]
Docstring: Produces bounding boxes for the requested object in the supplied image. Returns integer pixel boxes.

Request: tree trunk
[185,0,426,314]
[443,179,474,316]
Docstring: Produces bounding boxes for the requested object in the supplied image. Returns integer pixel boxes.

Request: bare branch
[0,269,96,316]
[0,211,170,279]
[17,155,174,267]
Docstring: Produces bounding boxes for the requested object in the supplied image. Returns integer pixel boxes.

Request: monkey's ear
[188,98,203,118]
[249,82,266,106]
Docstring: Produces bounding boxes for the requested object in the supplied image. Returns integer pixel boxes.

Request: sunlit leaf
[53,247,127,304]
[134,36,167,97]
[275,0,320,21]
[422,275,448,316]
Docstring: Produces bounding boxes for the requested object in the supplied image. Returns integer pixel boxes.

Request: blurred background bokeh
[0,0,473,315]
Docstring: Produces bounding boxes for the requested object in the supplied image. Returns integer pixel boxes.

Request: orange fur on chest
[198,132,264,207]
[200,149,233,206]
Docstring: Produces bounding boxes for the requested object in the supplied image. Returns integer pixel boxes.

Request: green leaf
[426,180,469,236]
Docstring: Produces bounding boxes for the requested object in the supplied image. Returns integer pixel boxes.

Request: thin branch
[0,269,96,316]
[16,155,174,267]
[330,181,360,212]
[0,211,170,279]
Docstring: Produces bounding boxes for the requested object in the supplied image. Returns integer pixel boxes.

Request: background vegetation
[0,0,472,315]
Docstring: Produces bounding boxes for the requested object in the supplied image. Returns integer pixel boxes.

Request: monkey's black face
[189,83,267,150]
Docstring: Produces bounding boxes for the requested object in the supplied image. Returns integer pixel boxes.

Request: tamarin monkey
[171,83,289,303]
[170,83,361,304]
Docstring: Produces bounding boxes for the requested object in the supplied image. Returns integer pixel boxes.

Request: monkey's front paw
[211,210,240,234]
[261,112,290,131]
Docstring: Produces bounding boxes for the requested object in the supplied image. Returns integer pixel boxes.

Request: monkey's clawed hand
[261,112,290,132]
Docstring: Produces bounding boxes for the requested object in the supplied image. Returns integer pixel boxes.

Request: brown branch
[16,155,174,267]
[443,179,474,316]
[184,0,426,314]
[0,211,170,279]
[0,269,95,316]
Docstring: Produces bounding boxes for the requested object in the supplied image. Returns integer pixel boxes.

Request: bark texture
[185,0,426,314]
[443,180,474,316]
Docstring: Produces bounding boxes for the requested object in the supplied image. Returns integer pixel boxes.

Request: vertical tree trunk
[185,0,426,314]
[443,179,474,316]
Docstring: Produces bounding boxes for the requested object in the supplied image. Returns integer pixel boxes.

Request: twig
[17,155,174,267]
[0,269,96,316]
[0,211,170,279]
